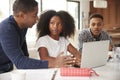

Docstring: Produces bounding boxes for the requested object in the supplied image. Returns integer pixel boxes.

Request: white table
[89,62,120,80]
[0,62,120,80]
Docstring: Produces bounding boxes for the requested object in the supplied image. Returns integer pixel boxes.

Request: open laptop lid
[80,40,109,68]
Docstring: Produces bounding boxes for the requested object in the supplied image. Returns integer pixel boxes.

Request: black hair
[89,13,103,23]
[37,10,75,39]
[37,10,56,38]
[13,0,38,16]
[57,11,75,38]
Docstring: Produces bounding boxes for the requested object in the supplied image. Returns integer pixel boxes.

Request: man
[78,13,112,52]
[0,0,74,73]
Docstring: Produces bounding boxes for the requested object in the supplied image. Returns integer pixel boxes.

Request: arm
[68,43,81,67]
[109,44,113,51]
[38,47,76,68]
[38,47,56,62]
[78,32,84,53]
[36,36,77,68]
[108,36,113,51]
[0,26,48,69]
[68,44,81,59]
[38,47,63,68]
[38,47,56,68]
[105,31,113,51]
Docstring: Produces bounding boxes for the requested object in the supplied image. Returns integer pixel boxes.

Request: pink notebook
[60,68,99,76]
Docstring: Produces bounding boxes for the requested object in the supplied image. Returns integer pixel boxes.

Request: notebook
[80,40,109,68]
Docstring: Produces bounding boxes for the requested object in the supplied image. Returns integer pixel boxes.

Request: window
[67,0,80,30]
[41,0,66,11]
[40,0,80,30]
[0,0,11,22]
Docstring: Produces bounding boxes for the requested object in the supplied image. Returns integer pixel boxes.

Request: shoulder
[59,36,70,45]
[37,35,49,42]
[60,36,66,40]
[100,30,111,40]
[79,28,90,34]
[59,36,69,41]
[79,28,90,37]
[0,16,17,32]
[101,30,109,36]
[36,35,49,48]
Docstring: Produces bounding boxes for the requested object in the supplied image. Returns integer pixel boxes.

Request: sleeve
[21,38,29,56]
[101,31,112,45]
[65,38,70,47]
[0,25,48,69]
[105,32,113,45]
[36,37,48,51]
[78,31,85,52]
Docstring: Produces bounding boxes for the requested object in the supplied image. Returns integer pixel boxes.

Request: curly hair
[37,10,75,39]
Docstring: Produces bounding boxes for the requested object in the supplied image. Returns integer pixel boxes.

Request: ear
[18,11,25,19]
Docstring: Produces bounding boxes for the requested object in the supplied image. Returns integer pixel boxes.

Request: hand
[66,55,81,67]
[74,54,81,68]
[54,52,65,68]
[48,52,65,68]
[54,52,76,68]
[74,57,81,67]
[63,55,76,67]
[55,52,75,67]
[48,52,77,68]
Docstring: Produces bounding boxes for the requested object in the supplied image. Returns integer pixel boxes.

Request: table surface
[0,62,120,80]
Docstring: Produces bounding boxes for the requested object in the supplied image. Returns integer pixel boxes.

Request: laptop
[80,40,109,68]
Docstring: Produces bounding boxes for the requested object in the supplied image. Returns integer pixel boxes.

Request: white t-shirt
[36,35,70,59]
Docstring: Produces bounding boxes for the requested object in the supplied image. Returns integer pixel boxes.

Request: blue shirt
[78,28,112,52]
[0,15,48,69]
